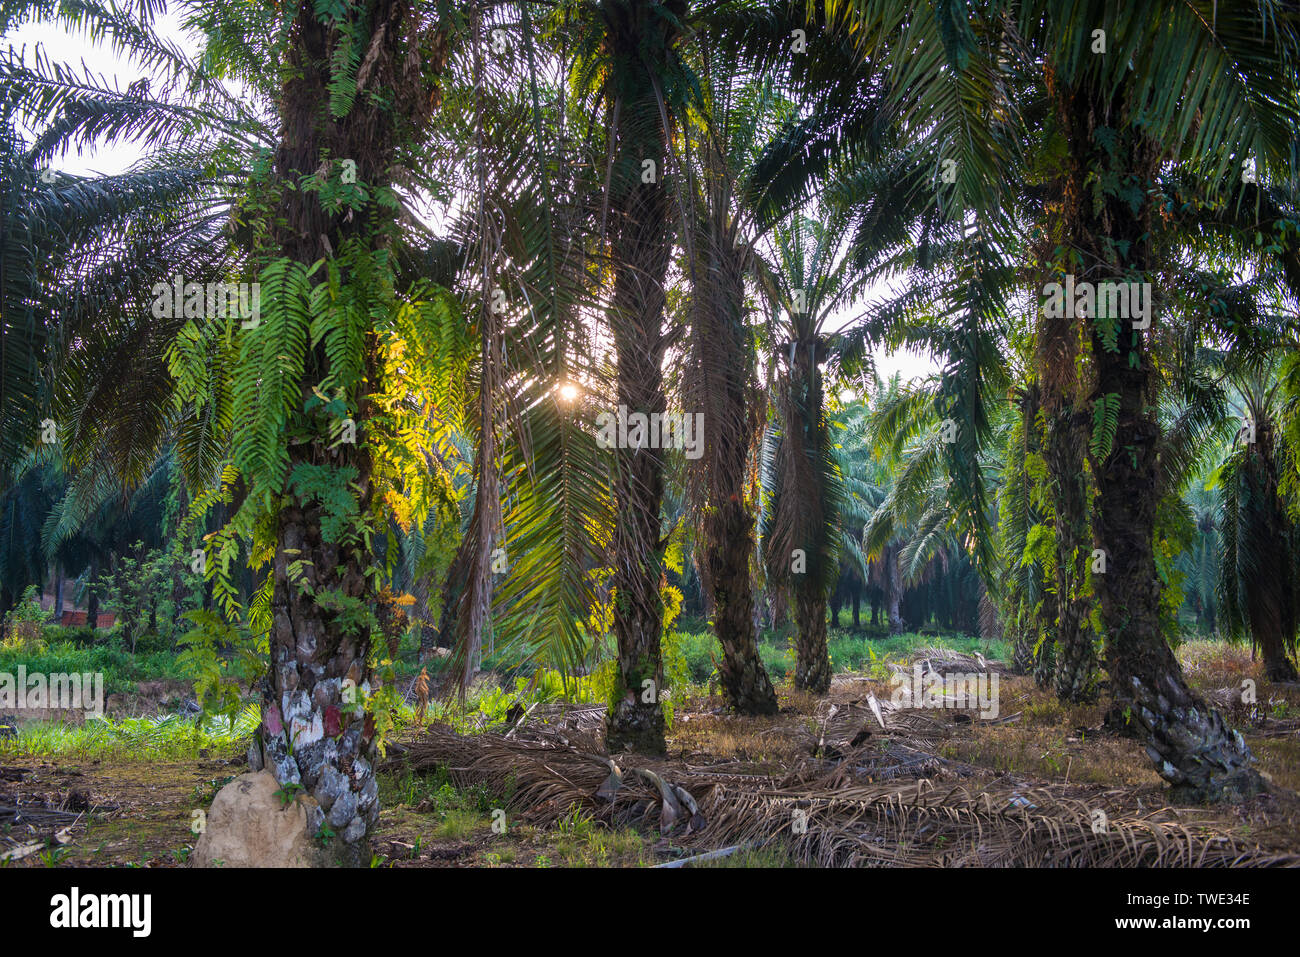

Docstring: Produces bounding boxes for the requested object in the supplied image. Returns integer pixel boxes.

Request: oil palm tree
[10,0,463,862]
[581,0,691,752]
[1026,1,1298,800]
[220,0,457,863]
[824,0,1300,801]
[680,70,782,715]
[1218,362,1300,682]
[758,210,879,692]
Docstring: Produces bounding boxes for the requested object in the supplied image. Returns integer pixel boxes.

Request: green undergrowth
[0,706,259,761]
[0,638,188,695]
[669,626,1011,686]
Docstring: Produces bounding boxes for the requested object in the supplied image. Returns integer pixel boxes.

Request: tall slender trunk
[1056,77,1262,802]
[1044,405,1098,702]
[252,0,448,864]
[687,169,777,716]
[771,587,790,635]
[883,543,904,633]
[449,11,503,694]
[781,339,831,693]
[1241,424,1299,682]
[602,0,686,753]
[85,561,99,630]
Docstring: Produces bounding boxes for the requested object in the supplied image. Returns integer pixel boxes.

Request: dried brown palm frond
[904,646,1006,675]
[501,703,607,751]
[691,779,1300,868]
[397,728,1300,867]
[400,728,726,834]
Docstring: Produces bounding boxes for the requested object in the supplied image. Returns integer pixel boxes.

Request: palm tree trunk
[883,544,904,633]
[85,562,99,631]
[706,498,779,712]
[1092,342,1261,799]
[602,0,686,753]
[1044,405,1098,702]
[1055,78,1262,802]
[253,0,449,863]
[1241,430,1300,682]
[449,17,504,694]
[793,582,831,693]
[686,168,778,717]
[779,339,832,693]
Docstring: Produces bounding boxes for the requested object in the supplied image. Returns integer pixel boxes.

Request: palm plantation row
[3,0,1300,863]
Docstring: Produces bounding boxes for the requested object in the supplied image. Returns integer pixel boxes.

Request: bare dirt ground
[3,643,1299,867]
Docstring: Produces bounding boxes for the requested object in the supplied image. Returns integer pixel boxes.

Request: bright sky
[5,16,195,175]
[4,16,939,385]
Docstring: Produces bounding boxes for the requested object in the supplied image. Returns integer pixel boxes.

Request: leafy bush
[0,639,188,695]
[1,585,50,649]
[0,707,258,760]
[94,542,205,653]
[674,630,719,683]
[44,625,99,647]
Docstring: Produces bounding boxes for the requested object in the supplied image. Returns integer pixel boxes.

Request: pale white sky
[5,16,194,175]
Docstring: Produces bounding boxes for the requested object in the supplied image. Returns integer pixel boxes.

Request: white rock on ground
[191,770,328,868]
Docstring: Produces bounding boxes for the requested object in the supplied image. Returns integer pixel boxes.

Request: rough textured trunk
[250,0,448,863]
[686,156,778,717]
[771,588,790,636]
[793,584,831,693]
[603,0,685,754]
[1240,425,1300,682]
[261,485,377,866]
[1044,406,1098,702]
[1010,630,1035,675]
[776,337,832,694]
[1054,76,1262,802]
[1257,631,1298,683]
[706,499,779,713]
[1090,357,1261,799]
[1035,113,1098,704]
